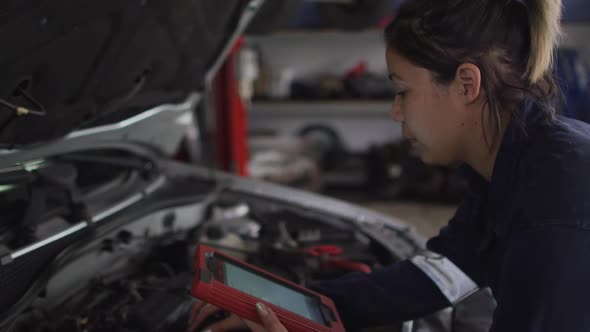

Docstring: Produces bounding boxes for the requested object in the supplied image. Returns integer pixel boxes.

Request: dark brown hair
[385,0,563,147]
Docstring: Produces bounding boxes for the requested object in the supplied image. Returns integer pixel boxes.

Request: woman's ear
[454,63,482,104]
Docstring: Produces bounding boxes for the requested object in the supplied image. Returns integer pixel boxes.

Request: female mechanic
[189,0,590,331]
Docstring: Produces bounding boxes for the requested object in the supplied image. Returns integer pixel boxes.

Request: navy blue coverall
[312,101,590,331]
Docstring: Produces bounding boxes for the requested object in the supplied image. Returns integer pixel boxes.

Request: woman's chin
[418,149,454,166]
[419,153,436,165]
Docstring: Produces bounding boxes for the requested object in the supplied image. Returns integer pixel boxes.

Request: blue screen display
[222,261,326,325]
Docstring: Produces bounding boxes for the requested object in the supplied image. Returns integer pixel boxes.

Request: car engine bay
[4,184,402,332]
[0,125,498,332]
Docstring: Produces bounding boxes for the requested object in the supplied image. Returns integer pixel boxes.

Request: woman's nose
[391,98,404,122]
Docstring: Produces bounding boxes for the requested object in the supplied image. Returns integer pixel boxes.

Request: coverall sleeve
[311,190,489,330]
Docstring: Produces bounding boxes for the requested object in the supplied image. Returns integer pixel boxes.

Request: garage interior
[217,0,590,239]
[0,1,589,331]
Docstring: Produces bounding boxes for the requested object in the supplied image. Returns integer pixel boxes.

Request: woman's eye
[396,90,407,97]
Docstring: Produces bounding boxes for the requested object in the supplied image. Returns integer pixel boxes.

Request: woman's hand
[188,300,246,332]
[188,300,287,332]
[243,303,288,332]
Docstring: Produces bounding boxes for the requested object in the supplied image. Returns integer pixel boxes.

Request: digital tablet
[191,244,345,332]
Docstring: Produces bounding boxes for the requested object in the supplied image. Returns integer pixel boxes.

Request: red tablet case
[191,244,346,332]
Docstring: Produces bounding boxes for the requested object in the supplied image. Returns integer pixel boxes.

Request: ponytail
[526,0,563,83]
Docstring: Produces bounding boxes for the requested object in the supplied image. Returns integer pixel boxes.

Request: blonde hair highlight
[527,0,563,83]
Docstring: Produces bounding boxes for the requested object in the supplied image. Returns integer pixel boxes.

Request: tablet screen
[220,259,327,325]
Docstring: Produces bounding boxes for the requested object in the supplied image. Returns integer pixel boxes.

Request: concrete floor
[326,191,458,238]
[361,201,457,238]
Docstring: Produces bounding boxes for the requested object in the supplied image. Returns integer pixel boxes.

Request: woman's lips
[406,137,420,151]
[402,128,418,144]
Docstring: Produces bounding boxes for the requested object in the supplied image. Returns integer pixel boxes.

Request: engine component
[6,194,411,332]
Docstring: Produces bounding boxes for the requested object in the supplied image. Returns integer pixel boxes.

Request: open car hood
[0,2,499,329]
[0,0,258,147]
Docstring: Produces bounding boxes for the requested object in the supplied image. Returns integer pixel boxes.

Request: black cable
[0,234,93,329]
[0,87,47,144]
[76,73,147,130]
[0,91,47,117]
[0,230,159,329]
[0,99,47,116]
[55,154,153,173]
[97,74,146,120]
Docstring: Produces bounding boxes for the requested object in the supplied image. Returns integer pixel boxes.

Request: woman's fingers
[189,300,208,324]
[188,301,287,332]
[243,303,288,332]
[201,314,248,332]
[257,303,288,332]
[187,302,222,332]
[242,318,266,332]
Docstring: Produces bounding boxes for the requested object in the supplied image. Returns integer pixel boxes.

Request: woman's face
[385,47,469,166]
